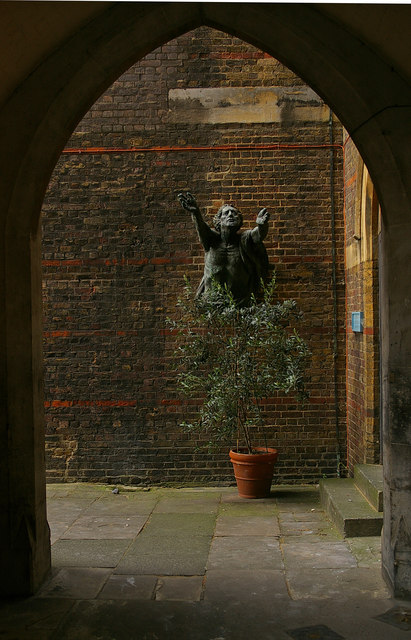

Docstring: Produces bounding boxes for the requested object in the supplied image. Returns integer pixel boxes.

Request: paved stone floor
[1,483,410,639]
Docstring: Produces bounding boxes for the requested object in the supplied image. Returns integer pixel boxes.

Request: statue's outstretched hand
[256,208,270,225]
[177,191,199,213]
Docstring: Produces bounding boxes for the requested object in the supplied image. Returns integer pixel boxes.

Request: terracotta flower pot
[229,447,279,499]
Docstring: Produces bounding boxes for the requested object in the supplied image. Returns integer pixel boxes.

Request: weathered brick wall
[42,27,346,485]
[344,133,380,472]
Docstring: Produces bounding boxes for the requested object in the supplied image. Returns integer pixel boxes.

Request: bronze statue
[177,192,270,306]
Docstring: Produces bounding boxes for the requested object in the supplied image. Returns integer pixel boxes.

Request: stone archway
[1,3,410,596]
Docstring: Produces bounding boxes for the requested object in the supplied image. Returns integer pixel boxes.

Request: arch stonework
[0,3,410,596]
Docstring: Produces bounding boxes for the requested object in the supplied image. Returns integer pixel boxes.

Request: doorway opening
[42,26,353,490]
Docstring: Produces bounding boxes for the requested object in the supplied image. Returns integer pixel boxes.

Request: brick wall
[343,133,380,472]
[42,27,346,485]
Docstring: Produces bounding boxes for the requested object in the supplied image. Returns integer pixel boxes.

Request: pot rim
[229,446,278,462]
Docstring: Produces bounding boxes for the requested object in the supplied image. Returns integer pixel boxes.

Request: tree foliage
[168,275,310,453]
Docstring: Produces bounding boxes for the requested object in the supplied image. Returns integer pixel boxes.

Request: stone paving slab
[221,491,277,505]
[282,540,357,570]
[39,567,111,599]
[120,532,212,557]
[0,597,73,635]
[115,551,209,576]
[207,535,283,570]
[61,515,147,539]
[279,519,340,542]
[215,515,280,536]
[155,576,204,601]
[155,496,220,514]
[98,574,157,600]
[346,536,382,567]
[286,566,392,600]
[51,600,226,640]
[274,486,321,499]
[52,539,131,568]
[47,483,108,498]
[0,625,53,638]
[279,510,324,522]
[83,494,158,516]
[47,487,76,499]
[276,501,322,512]
[141,512,216,537]
[46,500,92,524]
[50,523,71,545]
[374,605,411,631]
[218,499,278,516]
[280,519,326,535]
[274,489,321,510]
[204,568,289,602]
[53,598,295,640]
[282,531,342,544]
[286,623,345,639]
[299,596,408,640]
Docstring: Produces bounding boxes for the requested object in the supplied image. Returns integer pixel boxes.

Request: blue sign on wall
[351,311,364,333]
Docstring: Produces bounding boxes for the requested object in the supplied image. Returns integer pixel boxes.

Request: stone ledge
[320,477,383,537]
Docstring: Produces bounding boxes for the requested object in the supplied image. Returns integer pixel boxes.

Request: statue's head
[213,204,243,233]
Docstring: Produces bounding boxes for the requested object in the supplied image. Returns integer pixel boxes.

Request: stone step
[319,477,383,538]
[354,464,383,512]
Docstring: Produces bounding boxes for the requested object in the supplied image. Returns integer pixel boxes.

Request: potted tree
[169,276,310,498]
